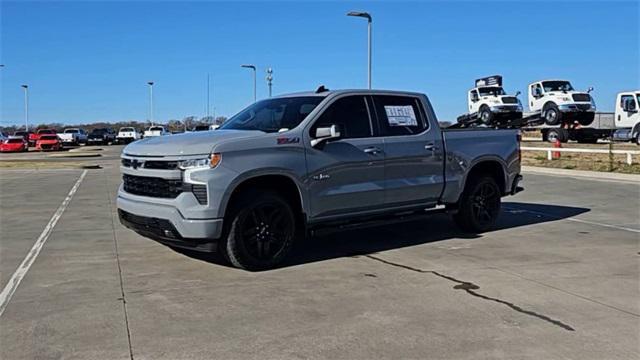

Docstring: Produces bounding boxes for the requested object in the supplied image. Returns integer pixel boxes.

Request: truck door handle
[363,147,382,156]
[424,144,438,151]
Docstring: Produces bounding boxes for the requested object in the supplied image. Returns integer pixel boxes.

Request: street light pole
[266,68,273,97]
[206,73,210,118]
[21,85,29,130]
[347,11,372,89]
[147,81,154,126]
[241,64,256,102]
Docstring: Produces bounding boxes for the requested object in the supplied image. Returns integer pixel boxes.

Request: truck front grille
[121,159,179,170]
[502,96,518,104]
[123,174,183,198]
[576,104,591,111]
[572,94,591,102]
[122,174,207,204]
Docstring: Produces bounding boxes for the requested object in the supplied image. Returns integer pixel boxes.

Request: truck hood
[124,129,263,156]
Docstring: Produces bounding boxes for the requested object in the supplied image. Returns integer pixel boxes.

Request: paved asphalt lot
[1,145,638,359]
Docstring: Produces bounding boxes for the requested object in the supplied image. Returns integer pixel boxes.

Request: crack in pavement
[364,255,575,332]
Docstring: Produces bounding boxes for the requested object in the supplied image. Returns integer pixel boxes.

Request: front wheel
[223,191,297,270]
[479,107,493,125]
[452,176,501,233]
[543,104,562,125]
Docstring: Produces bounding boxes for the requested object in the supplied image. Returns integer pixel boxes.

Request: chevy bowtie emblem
[131,159,143,169]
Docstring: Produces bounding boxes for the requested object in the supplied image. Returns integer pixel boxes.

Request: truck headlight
[560,97,571,102]
[178,153,221,170]
[490,99,501,104]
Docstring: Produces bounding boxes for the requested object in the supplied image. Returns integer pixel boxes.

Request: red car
[34,128,57,142]
[1,136,29,152]
[36,134,63,151]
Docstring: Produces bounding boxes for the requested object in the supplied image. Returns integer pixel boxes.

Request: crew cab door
[371,95,445,207]
[305,95,386,219]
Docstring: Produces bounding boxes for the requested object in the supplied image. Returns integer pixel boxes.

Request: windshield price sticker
[385,106,417,126]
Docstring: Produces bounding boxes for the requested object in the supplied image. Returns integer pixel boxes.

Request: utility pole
[266,68,273,97]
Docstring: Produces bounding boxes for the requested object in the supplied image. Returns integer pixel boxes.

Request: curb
[522,166,640,183]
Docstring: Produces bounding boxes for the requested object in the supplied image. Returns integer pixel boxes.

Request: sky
[1,0,638,126]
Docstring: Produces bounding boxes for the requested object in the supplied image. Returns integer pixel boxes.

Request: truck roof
[275,89,426,99]
[529,79,570,85]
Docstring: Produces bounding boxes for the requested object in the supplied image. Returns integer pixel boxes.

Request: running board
[309,205,448,237]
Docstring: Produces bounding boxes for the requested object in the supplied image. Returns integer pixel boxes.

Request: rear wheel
[546,128,569,143]
[453,176,501,233]
[222,191,297,270]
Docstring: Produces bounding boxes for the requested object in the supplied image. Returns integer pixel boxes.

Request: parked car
[13,131,34,145]
[116,127,141,144]
[143,126,169,137]
[58,128,88,146]
[0,132,8,143]
[36,134,63,151]
[1,136,29,152]
[87,128,116,145]
[118,88,522,270]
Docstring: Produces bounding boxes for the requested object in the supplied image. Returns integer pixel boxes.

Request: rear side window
[311,95,372,139]
[372,95,427,136]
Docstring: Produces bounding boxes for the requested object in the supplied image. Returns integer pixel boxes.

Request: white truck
[456,75,523,126]
[117,127,141,144]
[58,128,88,146]
[611,90,640,144]
[527,79,596,126]
[143,126,169,138]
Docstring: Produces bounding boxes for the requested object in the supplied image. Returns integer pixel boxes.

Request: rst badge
[276,137,300,145]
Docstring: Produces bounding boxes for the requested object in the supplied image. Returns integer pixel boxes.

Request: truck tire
[479,107,493,125]
[452,176,501,233]
[543,103,562,125]
[546,128,569,143]
[222,190,297,271]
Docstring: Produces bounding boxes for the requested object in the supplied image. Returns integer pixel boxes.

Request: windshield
[38,129,54,134]
[477,87,506,96]
[149,126,163,131]
[120,127,134,132]
[221,96,324,133]
[40,135,58,140]
[194,125,209,131]
[91,129,107,135]
[637,94,640,105]
[64,129,79,133]
[7,138,24,143]
[14,131,27,136]
[542,81,574,92]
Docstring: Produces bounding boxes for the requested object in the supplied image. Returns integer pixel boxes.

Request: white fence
[521,146,640,165]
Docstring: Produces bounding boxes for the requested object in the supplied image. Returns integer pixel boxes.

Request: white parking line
[0,170,88,318]
[505,206,640,234]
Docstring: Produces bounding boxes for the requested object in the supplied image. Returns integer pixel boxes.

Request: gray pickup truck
[118,89,522,270]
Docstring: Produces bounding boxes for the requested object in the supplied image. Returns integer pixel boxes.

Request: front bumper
[558,104,595,112]
[117,194,223,252]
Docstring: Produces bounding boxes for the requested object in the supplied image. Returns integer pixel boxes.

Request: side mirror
[515,91,521,97]
[587,86,594,93]
[311,124,341,147]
